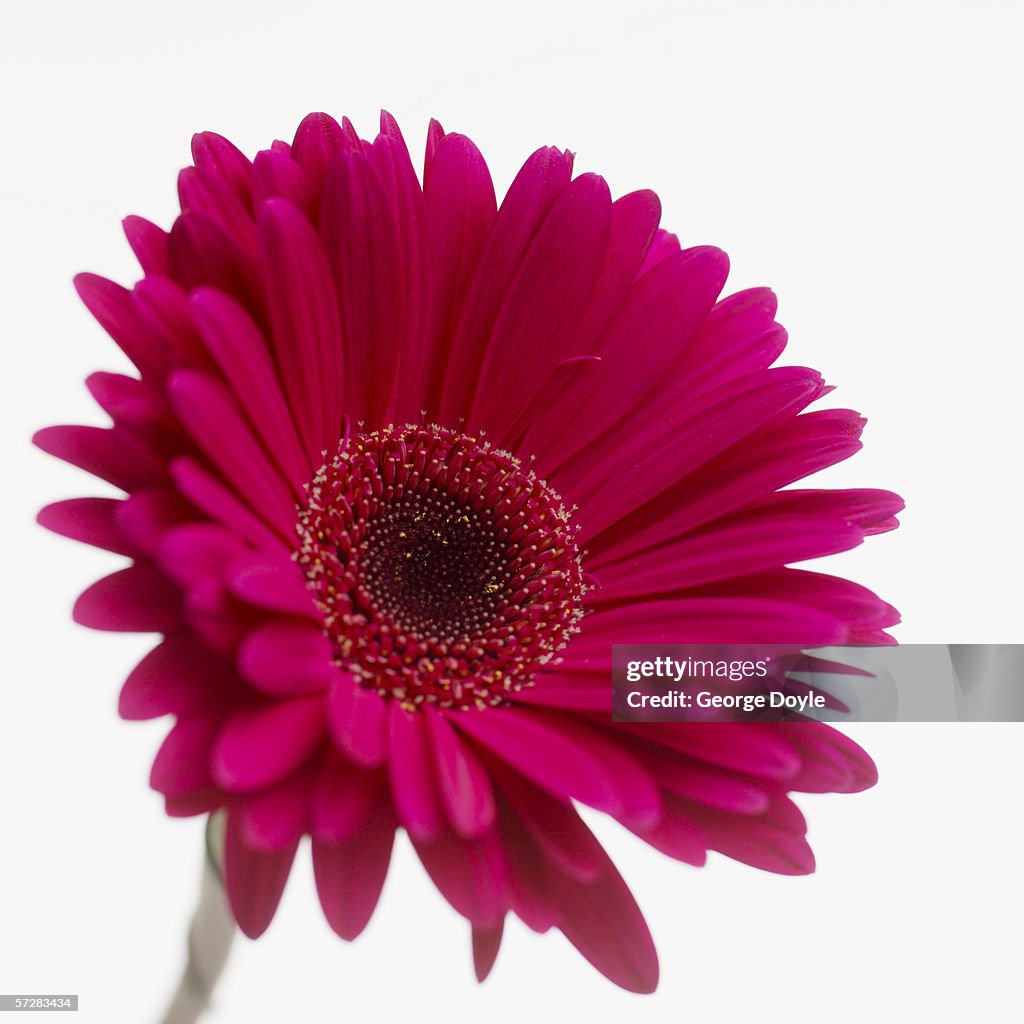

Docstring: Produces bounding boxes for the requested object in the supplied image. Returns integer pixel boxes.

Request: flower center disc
[297,425,585,710]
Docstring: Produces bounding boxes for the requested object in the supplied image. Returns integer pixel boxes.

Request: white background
[2,1,1022,1021]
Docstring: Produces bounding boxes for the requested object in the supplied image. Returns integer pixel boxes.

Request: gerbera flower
[35,111,901,993]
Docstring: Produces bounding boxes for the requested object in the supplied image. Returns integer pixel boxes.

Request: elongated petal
[326,675,389,769]
[555,853,659,994]
[74,564,181,632]
[412,826,508,927]
[226,554,318,618]
[426,709,496,839]
[170,457,285,554]
[191,131,254,208]
[224,809,298,938]
[467,173,612,440]
[592,515,864,599]
[456,708,660,828]
[237,618,334,696]
[388,703,445,841]
[258,199,345,456]
[472,920,504,982]
[37,497,135,556]
[150,711,225,797]
[212,696,327,791]
[167,370,296,538]
[311,751,388,842]
[236,766,315,851]
[120,634,237,720]
[34,424,164,492]
[123,216,170,276]
[73,273,160,375]
[439,146,572,423]
[190,287,311,490]
[421,131,496,414]
[312,801,395,940]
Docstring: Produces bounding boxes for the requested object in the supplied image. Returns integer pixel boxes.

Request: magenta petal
[689,795,815,875]
[311,750,388,842]
[167,211,261,310]
[252,149,317,215]
[257,198,345,458]
[370,133,431,425]
[497,818,560,933]
[466,172,613,441]
[183,577,253,655]
[73,564,182,632]
[131,274,210,370]
[639,227,680,272]
[211,695,327,792]
[623,722,802,781]
[472,919,504,982]
[569,189,662,357]
[491,763,604,883]
[387,703,445,841]
[122,216,170,277]
[167,370,297,538]
[628,793,708,866]
[674,286,785,393]
[120,634,235,720]
[318,148,405,424]
[456,708,660,829]
[33,424,164,493]
[312,802,395,941]
[158,522,249,588]
[421,131,497,415]
[150,712,224,796]
[749,487,905,536]
[115,488,195,557]
[236,767,315,852]
[170,456,285,554]
[555,855,659,994]
[636,748,770,815]
[326,675,388,769]
[86,371,176,432]
[510,681,612,713]
[37,497,135,556]
[224,809,298,939]
[189,287,311,491]
[590,408,867,563]
[412,826,508,928]
[422,117,445,184]
[191,131,254,209]
[534,245,730,475]
[592,515,865,599]
[73,273,159,376]
[291,112,350,190]
[426,709,496,839]
[226,553,318,618]
[573,598,847,651]
[164,788,221,819]
[237,619,334,696]
[566,366,827,539]
[783,722,878,794]
[438,146,572,423]
[178,166,257,258]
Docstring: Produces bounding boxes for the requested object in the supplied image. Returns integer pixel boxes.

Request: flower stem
[158,813,234,1024]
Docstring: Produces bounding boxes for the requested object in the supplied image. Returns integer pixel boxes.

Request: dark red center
[297,425,585,710]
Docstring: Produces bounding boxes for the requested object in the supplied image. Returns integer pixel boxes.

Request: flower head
[36,111,901,992]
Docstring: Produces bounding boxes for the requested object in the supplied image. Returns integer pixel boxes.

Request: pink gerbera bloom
[36,111,901,993]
